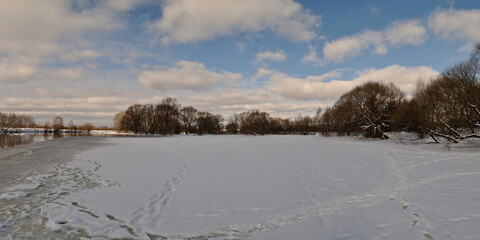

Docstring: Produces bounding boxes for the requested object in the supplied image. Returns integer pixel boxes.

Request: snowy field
[1,135,480,239]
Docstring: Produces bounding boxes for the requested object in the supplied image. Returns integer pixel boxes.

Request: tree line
[319,42,480,143]
[114,98,321,135]
[0,113,35,133]
[1,113,96,134]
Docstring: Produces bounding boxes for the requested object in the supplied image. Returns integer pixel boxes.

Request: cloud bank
[428,8,480,50]
[138,61,242,91]
[320,20,428,64]
[266,65,438,100]
[152,0,319,45]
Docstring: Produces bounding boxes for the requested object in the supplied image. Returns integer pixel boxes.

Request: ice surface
[0,191,28,200]
[1,135,480,239]
[7,183,39,191]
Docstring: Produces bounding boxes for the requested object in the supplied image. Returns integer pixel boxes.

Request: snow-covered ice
[1,135,479,239]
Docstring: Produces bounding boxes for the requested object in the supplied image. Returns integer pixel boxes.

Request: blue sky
[0,0,479,126]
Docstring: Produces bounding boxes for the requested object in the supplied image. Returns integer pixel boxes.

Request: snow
[1,175,46,199]
[1,135,480,239]
[89,129,132,135]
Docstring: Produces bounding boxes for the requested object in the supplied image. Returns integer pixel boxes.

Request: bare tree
[391,99,424,135]
[293,114,316,135]
[180,106,197,134]
[279,118,293,133]
[43,121,51,133]
[52,116,64,133]
[143,104,160,134]
[155,97,180,135]
[67,120,78,133]
[226,114,240,134]
[196,111,223,135]
[81,123,94,134]
[321,82,404,138]
[0,113,37,133]
[313,107,322,130]
[0,113,18,133]
[239,110,270,135]
[113,112,124,131]
[121,104,146,134]
[319,105,356,136]
[414,46,480,143]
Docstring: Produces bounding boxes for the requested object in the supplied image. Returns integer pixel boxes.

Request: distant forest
[2,43,479,144]
[0,114,95,134]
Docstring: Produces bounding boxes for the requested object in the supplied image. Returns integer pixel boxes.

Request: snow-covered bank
[1,135,480,239]
[0,130,131,149]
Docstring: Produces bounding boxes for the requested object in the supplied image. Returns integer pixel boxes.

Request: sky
[1,0,479,126]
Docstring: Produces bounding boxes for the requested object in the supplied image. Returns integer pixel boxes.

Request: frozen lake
[1,135,479,239]
[0,134,68,149]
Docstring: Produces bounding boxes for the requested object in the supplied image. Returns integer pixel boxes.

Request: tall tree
[67,120,77,132]
[196,111,223,135]
[319,105,355,136]
[239,110,270,135]
[143,104,160,134]
[414,44,480,142]
[391,99,424,135]
[226,114,240,134]
[113,112,125,131]
[324,81,405,138]
[293,114,315,135]
[52,116,64,133]
[0,113,21,133]
[81,123,94,134]
[180,106,197,134]
[155,97,180,134]
[121,104,146,134]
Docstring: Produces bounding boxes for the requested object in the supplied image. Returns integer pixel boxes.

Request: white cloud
[0,0,148,57]
[269,75,352,101]
[353,65,438,95]
[253,102,324,115]
[386,20,428,46]
[265,69,351,100]
[301,46,325,66]
[0,95,133,125]
[266,65,438,100]
[187,88,271,107]
[236,42,247,52]
[0,57,39,83]
[0,96,130,114]
[152,0,319,45]
[320,19,427,64]
[323,30,386,63]
[182,88,324,119]
[63,50,102,62]
[0,1,102,55]
[0,57,89,83]
[428,8,480,49]
[304,69,345,82]
[34,88,87,98]
[138,61,243,91]
[251,68,275,82]
[48,67,87,80]
[255,50,287,63]
[103,0,148,12]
